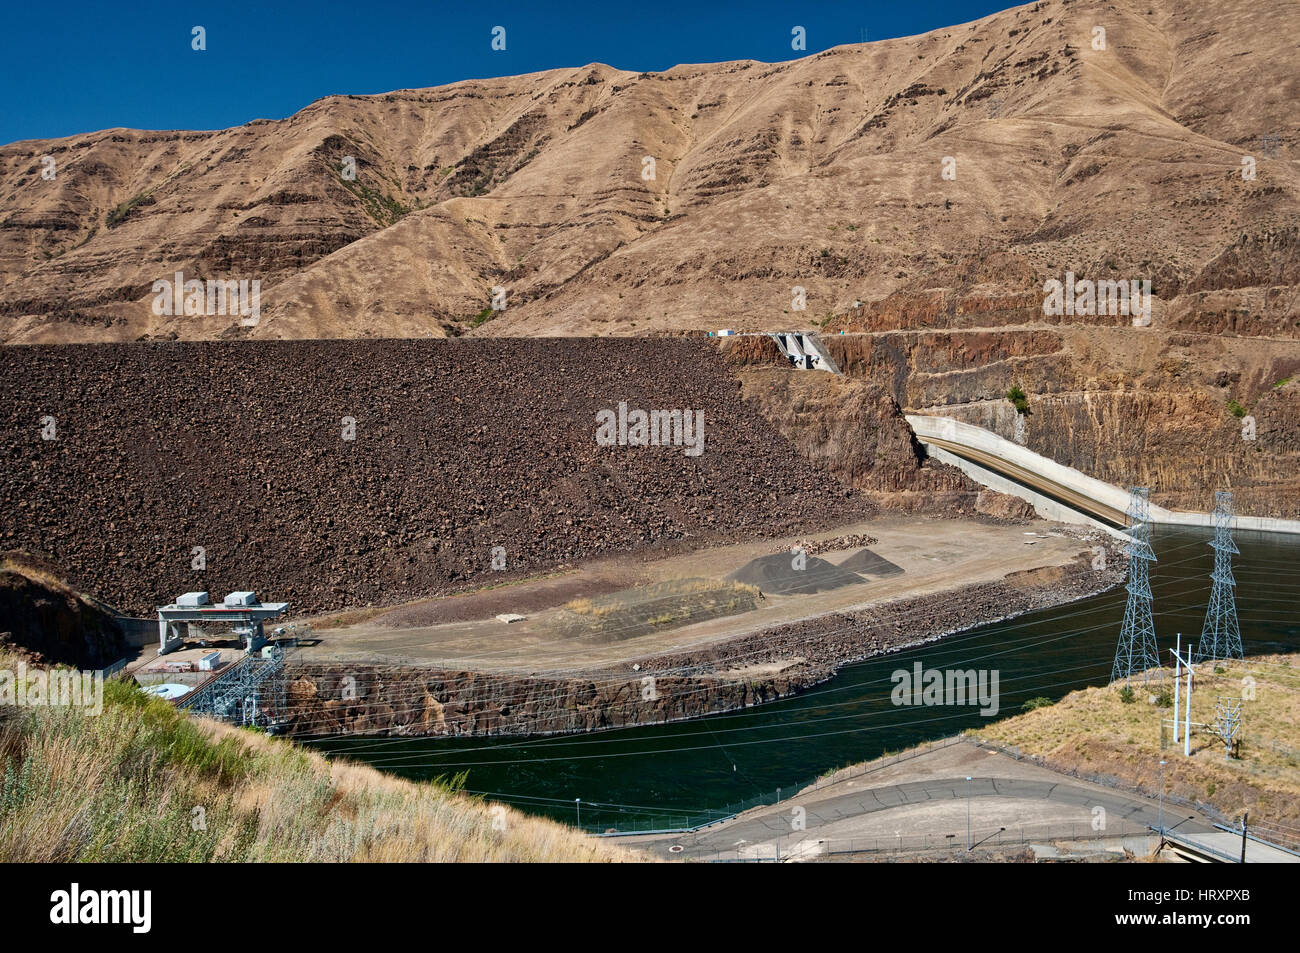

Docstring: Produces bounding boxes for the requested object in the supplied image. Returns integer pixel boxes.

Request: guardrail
[96,657,130,680]
[1159,828,1241,863]
[972,737,1300,853]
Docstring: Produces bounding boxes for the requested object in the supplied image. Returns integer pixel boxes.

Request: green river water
[311,527,1300,833]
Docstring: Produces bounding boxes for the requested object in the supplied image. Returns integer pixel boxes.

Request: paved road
[632,775,1214,861]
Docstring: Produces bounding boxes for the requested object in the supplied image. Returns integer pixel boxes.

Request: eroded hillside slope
[0,0,1294,342]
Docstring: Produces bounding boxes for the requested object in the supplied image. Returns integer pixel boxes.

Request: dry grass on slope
[0,656,632,862]
[976,653,1300,842]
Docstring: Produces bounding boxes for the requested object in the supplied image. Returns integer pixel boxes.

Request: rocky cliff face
[0,553,127,668]
[280,664,804,737]
[725,358,988,517]
[806,313,1300,517]
[948,385,1300,518]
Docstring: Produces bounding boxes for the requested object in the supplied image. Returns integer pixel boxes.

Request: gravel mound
[726,552,865,596]
[836,548,905,577]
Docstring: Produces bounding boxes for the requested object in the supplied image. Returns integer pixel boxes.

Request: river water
[314,527,1300,832]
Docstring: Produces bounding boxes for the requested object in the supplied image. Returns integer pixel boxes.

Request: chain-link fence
[581,733,1299,852]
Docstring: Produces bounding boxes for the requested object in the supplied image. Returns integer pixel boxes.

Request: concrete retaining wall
[116,617,158,649]
[925,445,1128,540]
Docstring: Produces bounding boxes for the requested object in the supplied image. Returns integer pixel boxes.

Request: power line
[1195,490,1244,663]
[308,578,1269,767]
[1112,487,1162,686]
[286,530,1236,718]
[281,537,1284,739]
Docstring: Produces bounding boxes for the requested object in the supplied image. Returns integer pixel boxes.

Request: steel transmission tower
[1195,491,1243,663]
[1113,487,1162,685]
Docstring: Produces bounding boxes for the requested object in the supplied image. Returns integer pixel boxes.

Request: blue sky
[1,0,1018,145]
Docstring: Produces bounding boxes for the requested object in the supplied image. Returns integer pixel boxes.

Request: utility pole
[1172,633,1181,744]
[1158,759,1167,835]
[1171,640,1194,757]
[1213,696,1242,759]
[966,776,972,851]
[776,787,782,864]
[1241,812,1249,863]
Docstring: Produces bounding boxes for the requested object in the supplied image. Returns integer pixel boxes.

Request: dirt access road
[294,515,1103,674]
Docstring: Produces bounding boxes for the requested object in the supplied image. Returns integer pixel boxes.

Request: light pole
[776,787,781,862]
[575,798,581,830]
[966,776,972,851]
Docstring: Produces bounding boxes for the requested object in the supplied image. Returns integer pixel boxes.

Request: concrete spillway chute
[768,332,840,373]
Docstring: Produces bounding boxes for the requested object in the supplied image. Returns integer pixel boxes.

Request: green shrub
[1021,696,1053,712]
[1006,384,1031,415]
[105,192,155,229]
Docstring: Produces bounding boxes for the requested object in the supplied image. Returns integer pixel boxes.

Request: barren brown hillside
[1,0,1295,343]
[2,0,1299,519]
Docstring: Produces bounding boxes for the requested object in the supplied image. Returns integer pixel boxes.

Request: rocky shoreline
[279,551,1124,738]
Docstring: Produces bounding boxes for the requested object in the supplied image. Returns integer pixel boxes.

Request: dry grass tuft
[558,577,761,640]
